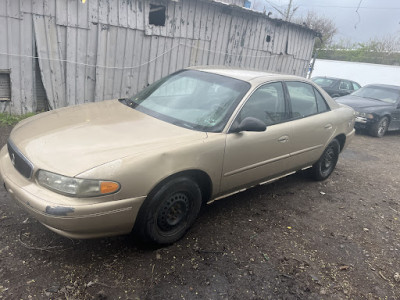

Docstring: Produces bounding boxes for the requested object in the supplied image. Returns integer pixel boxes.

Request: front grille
[7,139,34,179]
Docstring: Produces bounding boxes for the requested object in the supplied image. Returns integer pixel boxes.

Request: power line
[263,1,400,10]
[356,0,364,12]
[0,44,297,70]
[354,0,363,29]
[297,5,400,10]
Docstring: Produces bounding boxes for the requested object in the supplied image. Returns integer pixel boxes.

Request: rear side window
[286,82,318,118]
[339,80,352,90]
[313,88,330,113]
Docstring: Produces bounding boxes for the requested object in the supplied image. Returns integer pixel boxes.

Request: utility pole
[265,0,298,22]
[285,0,293,21]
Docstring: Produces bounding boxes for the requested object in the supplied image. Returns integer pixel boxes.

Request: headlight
[355,112,374,119]
[37,170,120,197]
[355,111,366,117]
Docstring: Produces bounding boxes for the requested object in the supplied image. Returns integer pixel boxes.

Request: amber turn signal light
[100,181,120,194]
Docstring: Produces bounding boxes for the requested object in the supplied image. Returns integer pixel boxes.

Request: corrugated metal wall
[0,0,316,114]
[0,0,35,114]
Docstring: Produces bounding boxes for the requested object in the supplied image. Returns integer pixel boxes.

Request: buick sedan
[0,67,355,244]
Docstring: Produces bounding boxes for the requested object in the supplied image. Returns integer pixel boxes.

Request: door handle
[324,124,333,130]
[278,136,289,143]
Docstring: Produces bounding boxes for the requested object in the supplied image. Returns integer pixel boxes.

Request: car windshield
[123,70,250,132]
[352,86,400,104]
[312,77,336,88]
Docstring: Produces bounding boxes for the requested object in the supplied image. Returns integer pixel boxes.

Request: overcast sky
[258,0,400,43]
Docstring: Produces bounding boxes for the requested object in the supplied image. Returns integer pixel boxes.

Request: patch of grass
[0,112,36,126]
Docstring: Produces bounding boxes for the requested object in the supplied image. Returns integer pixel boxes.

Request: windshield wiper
[119,98,139,109]
[172,121,195,130]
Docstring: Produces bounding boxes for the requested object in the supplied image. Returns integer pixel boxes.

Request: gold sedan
[0,67,355,244]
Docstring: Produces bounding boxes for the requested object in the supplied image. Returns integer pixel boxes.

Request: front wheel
[369,116,389,138]
[311,139,340,181]
[134,177,202,245]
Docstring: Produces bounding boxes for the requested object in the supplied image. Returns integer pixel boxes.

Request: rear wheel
[369,116,389,138]
[311,139,340,181]
[134,177,202,245]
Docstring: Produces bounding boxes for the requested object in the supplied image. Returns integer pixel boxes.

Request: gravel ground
[0,125,399,300]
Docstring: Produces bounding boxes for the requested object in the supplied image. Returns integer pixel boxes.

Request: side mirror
[230,117,267,133]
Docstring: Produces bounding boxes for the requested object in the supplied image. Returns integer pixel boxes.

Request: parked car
[312,76,361,98]
[0,67,355,244]
[335,84,400,137]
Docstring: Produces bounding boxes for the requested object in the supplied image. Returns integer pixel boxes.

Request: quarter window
[352,82,361,91]
[314,88,329,113]
[237,82,287,126]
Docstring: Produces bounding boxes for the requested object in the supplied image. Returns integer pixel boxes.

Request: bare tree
[294,11,337,49]
[329,32,400,53]
[369,33,400,53]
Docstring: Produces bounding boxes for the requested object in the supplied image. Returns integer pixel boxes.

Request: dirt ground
[0,124,399,300]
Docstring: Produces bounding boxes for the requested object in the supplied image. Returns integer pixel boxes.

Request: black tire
[311,139,340,181]
[134,177,202,245]
[369,116,389,138]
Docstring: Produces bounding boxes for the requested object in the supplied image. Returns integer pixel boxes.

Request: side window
[238,82,287,126]
[313,88,330,113]
[286,82,318,118]
[339,80,351,90]
[352,82,361,91]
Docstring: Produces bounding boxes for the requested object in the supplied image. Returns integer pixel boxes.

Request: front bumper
[0,146,146,239]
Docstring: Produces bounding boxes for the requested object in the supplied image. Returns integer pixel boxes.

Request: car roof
[312,76,358,83]
[364,83,400,90]
[187,66,303,84]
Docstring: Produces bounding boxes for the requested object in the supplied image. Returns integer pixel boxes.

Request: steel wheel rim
[322,147,336,173]
[378,119,388,136]
[157,192,190,231]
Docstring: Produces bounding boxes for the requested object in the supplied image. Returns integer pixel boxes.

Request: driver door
[220,82,292,193]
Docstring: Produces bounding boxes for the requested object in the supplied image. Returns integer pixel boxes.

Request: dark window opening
[34,43,50,111]
[149,4,166,26]
[266,35,271,42]
[0,71,11,101]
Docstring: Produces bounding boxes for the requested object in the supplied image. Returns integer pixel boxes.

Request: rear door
[284,81,335,170]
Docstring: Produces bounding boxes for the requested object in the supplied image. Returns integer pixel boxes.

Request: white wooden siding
[0,0,316,113]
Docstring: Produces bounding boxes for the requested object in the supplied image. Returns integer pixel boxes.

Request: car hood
[335,95,394,110]
[10,100,208,177]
